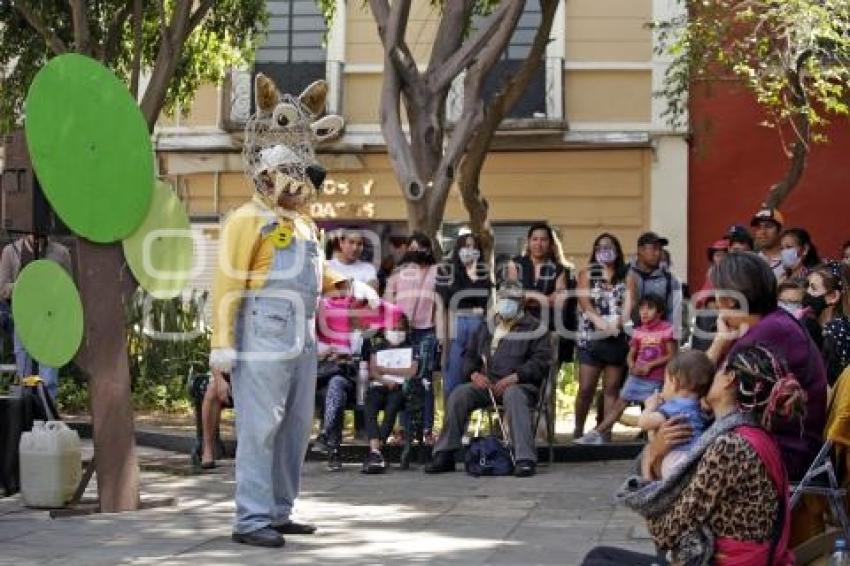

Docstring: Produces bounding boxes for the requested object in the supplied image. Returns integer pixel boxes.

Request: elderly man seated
[424,282,551,477]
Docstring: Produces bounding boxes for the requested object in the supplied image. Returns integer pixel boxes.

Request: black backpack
[464,435,514,477]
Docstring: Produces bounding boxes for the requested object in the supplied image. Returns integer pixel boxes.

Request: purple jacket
[729,308,827,481]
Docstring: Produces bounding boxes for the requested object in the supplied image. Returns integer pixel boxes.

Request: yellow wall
[564,0,653,61]
[346,1,441,65]
[564,70,653,123]
[168,148,651,262]
[156,83,220,128]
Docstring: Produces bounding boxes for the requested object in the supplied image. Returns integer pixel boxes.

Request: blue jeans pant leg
[39,366,60,400]
[443,314,483,404]
[13,330,33,378]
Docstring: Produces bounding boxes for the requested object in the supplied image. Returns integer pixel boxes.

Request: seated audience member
[424,282,551,478]
[637,350,714,478]
[707,252,825,481]
[843,240,850,266]
[576,294,676,445]
[314,295,398,470]
[362,313,419,474]
[582,344,803,566]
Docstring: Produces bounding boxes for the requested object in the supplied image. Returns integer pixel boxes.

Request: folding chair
[791,368,850,543]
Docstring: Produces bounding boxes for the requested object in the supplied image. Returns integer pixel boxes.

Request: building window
[481,1,547,119]
[254,0,327,107]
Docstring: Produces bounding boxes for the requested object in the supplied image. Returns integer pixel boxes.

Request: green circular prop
[25,53,154,243]
[122,180,194,299]
[11,260,84,368]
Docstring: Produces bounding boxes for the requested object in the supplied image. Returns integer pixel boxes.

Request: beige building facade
[156,0,688,282]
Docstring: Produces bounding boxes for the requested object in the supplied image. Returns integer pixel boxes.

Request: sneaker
[327,448,342,472]
[573,430,605,445]
[361,450,387,474]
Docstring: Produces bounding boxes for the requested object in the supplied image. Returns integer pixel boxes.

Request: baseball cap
[709,239,729,252]
[637,231,669,247]
[750,207,785,228]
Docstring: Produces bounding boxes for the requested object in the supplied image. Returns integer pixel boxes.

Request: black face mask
[803,292,828,315]
[402,250,432,265]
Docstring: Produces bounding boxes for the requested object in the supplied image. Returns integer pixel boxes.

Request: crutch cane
[483,355,516,466]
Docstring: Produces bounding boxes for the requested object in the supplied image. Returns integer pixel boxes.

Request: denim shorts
[619,375,662,402]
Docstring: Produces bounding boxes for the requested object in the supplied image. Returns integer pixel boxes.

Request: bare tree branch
[427,0,475,72]
[380,56,424,201]
[187,0,216,37]
[429,0,518,93]
[140,1,194,129]
[369,0,390,29]
[764,48,814,208]
[459,0,558,245]
[69,0,91,55]
[13,1,68,55]
[129,0,143,101]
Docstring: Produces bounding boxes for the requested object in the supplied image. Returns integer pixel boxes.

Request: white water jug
[19,421,82,508]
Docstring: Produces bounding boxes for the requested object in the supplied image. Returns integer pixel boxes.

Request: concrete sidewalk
[0,444,653,565]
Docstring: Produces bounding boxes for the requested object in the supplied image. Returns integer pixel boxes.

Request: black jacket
[462,313,552,387]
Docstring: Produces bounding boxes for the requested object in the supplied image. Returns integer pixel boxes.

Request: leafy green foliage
[653,0,850,141]
[124,288,210,411]
[0,1,268,132]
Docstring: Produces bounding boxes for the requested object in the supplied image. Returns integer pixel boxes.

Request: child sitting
[362,313,419,474]
[638,349,714,477]
[576,294,676,444]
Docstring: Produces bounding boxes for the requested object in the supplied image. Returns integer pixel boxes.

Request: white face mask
[458,248,480,265]
[385,330,406,346]
[497,299,521,321]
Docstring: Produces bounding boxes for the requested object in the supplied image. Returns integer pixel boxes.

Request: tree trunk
[763,137,808,209]
[763,51,813,209]
[74,241,140,512]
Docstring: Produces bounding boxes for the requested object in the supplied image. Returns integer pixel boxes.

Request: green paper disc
[122,180,194,299]
[25,53,153,243]
[11,260,84,368]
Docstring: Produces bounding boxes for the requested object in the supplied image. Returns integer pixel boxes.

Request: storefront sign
[312,178,376,218]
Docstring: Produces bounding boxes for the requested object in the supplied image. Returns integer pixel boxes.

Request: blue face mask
[497,299,520,320]
[780,247,800,269]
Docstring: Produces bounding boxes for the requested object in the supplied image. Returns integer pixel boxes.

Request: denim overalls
[231,216,321,534]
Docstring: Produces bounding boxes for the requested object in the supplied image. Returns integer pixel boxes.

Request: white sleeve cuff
[209,348,237,373]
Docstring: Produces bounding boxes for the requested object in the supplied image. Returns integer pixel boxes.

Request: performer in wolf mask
[209,75,378,548]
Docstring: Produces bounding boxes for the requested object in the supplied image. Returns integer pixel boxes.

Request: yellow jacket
[210,194,345,351]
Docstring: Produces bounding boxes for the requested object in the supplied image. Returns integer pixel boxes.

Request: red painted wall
[687,81,850,287]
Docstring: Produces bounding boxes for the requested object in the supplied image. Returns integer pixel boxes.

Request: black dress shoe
[515,460,536,478]
[232,527,285,547]
[423,451,456,474]
[272,521,318,535]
